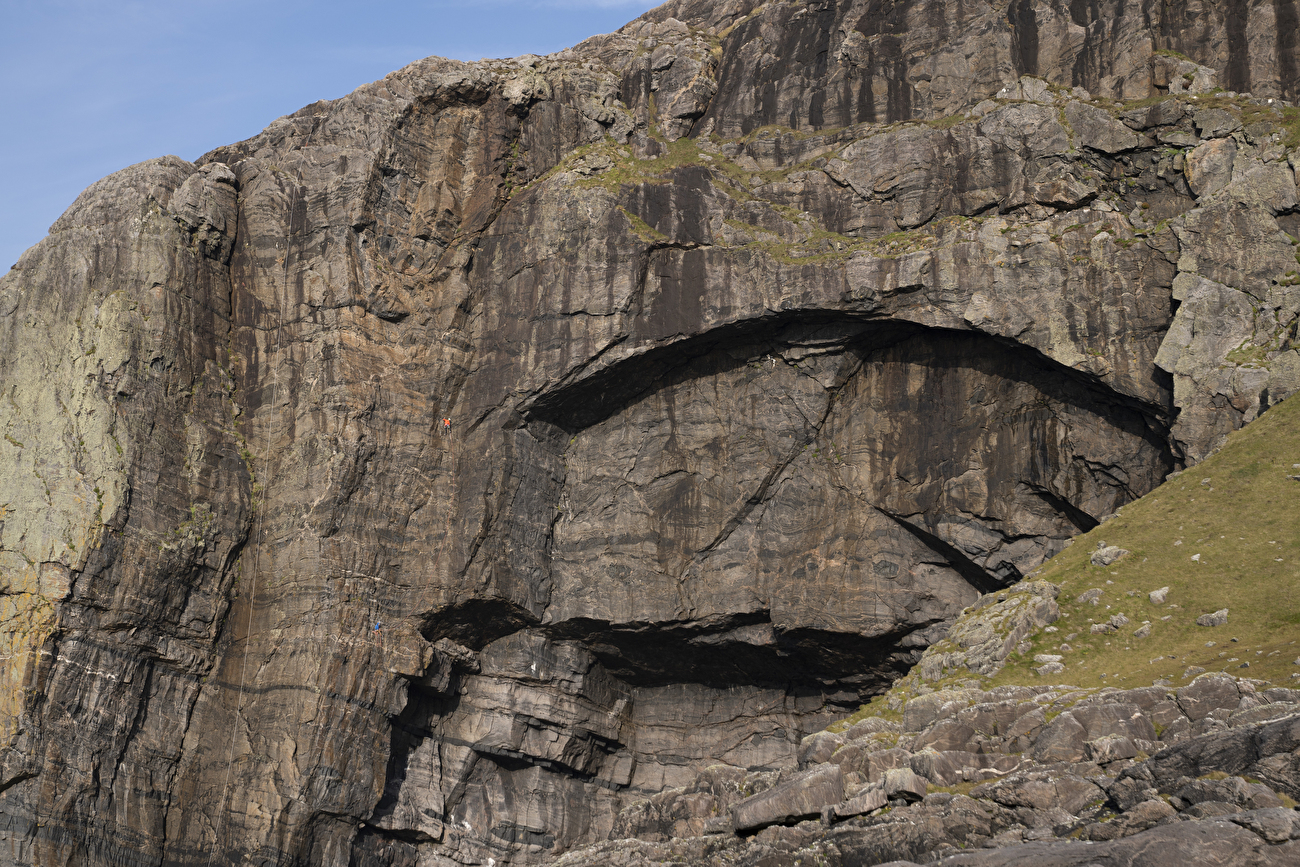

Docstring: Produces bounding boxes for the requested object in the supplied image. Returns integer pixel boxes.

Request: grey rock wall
[1,1,1298,866]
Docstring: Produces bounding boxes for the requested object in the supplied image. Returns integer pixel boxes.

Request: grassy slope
[992,392,1300,690]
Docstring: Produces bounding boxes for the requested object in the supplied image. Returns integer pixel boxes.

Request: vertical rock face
[0,2,1297,866]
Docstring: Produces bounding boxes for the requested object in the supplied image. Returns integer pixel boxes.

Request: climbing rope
[202,153,464,857]
[206,169,295,866]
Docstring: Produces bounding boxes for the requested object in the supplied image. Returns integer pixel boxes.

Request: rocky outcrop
[1,2,1299,866]
[557,675,1300,866]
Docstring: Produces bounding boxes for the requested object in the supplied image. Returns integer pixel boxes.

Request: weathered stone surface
[1198,608,1231,627]
[559,676,1300,866]
[2,2,1300,866]
[882,767,928,802]
[1179,673,1243,720]
[833,786,887,819]
[1086,734,1139,764]
[729,765,844,832]
[1108,797,1177,837]
[1090,545,1130,567]
[798,731,846,767]
[1231,808,1300,845]
[1066,102,1148,154]
[1136,711,1300,798]
[933,822,1296,866]
[1173,776,1284,811]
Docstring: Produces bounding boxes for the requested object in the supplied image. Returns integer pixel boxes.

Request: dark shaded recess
[1067,0,1131,94]
[349,829,420,867]
[805,0,840,129]
[522,313,916,432]
[619,63,653,121]
[870,330,1175,486]
[854,0,913,39]
[526,317,1172,610]
[526,314,1172,460]
[371,683,460,832]
[490,822,556,849]
[1224,0,1251,95]
[1068,0,1100,27]
[1009,0,1040,77]
[630,164,717,245]
[1276,211,1300,242]
[414,602,911,702]
[420,598,538,649]
[472,742,612,786]
[879,509,1008,594]
[545,613,915,699]
[1023,483,1102,533]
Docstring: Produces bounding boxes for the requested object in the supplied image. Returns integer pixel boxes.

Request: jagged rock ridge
[1,1,1298,865]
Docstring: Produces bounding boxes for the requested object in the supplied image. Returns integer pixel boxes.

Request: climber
[442,417,451,434]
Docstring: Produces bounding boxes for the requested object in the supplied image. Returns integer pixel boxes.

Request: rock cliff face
[1,1,1298,865]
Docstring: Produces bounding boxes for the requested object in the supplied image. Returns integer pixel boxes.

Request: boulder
[862,748,915,783]
[909,749,1018,786]
[729,765,845,833]
[1033,712,1090,762]
[1111,797,1177,836]
[1090,545,1130,566]
[912,719,980,753]
[1173,776,1283,811]
[1120,99,1185,130]
[1066,103,1147,154]
[833,787,888,820]
[1076,588,1104,605]
[1196,608,1230,627]
[882,767,928,802]
[1230,807,1300,844]
[799,731,846,766]
[1105,774,1160,811]
[971,771,1104,814]
[1178,675,1241,720]
[1185,138,1237,197]
[1193,108,1242,138]
[1086,735,1138,764]
[1072,703,1158,743]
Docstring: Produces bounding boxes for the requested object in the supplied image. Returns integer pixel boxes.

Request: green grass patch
[1281,107,1300,150]
[620,208,669,243]
[826,693,902,732]
[989,392,1300,691]
[926,113,969,131]
[927,780,982,797]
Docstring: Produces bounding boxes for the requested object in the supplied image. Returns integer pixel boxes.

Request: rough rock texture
[2,1,1299,866]
[557,674,1300,866]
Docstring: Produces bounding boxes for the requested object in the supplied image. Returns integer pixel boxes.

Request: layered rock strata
[557,672,1300,866]
[1,1,1299,866]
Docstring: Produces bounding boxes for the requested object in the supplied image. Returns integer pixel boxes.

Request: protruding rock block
[881,768,928,802]
[832,787,887,820]
[1196,608,1229,627]
[729,765,844,833]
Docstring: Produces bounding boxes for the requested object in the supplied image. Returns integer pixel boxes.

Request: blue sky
[1,0,661,271]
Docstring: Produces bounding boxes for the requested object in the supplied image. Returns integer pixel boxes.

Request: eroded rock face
[557,677,1300,867]
[1,1,1298,866]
